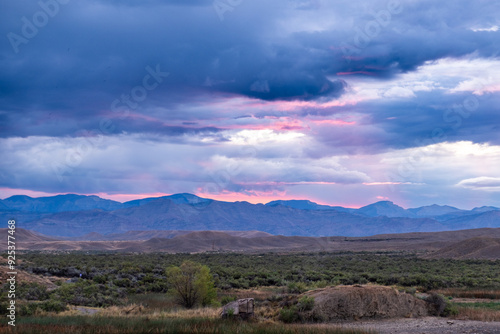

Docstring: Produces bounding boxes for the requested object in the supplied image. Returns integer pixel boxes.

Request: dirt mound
[426,237,500,260]
[305,285,428,321]
[8,227,500,254]
[0,262,60,290]
[0,228,57,243]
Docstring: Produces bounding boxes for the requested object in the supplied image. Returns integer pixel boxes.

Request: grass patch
[0,316,375,334]
[451,307,500,322]
[126,293,176,312]
[443,301,500,321]
[454,302,500,311]
[435,288,500,299]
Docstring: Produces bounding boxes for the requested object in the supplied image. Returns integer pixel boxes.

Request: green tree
[166,261,216,308]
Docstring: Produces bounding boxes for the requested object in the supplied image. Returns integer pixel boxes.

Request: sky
[1,0,500,209]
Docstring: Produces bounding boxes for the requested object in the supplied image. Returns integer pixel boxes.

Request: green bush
[16,251,500,301]
[50,280,125,307]
[442,301,459,317]
[166,261,217,308]
[311,280,330,289]
[287,282,307,294]
[17,283,50,301]
[220,295,237,305]
[19,303,40,316]
[18,300,67,315]
[279,307,299,323]
[297,296,314,312]
[40,299,68,313]
[267,294,285,302]
[424,293,447,316]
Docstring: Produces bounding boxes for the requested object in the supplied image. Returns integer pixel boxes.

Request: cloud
[1,0,500,209]
[471,25,499,32]
[383,87,416,98]
[457,177,500,191]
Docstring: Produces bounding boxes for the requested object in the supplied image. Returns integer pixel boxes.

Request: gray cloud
[1,0,500,207]
[458,177,500,190]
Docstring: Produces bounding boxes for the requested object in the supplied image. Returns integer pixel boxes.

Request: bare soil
[323,317,500,334]
[4,227,500,257]
[306,285,428,321]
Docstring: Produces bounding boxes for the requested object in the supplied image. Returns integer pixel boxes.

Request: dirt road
[335,317,500,334]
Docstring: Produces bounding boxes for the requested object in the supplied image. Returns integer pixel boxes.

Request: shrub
[17,283,50,301]
[19,303,40,316]
[287,282,307,294]
[50,280,125,307]
[279,307,299,323]
[267,294,285,303]
[312,280,330,289]
[220,295,237,305]
[40,299,67,313]
[166,261,217,308]
[297,296,314,312]
[424,293,447,316]
[442,302,459,317]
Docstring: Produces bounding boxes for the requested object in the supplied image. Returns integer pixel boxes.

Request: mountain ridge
[1,193,499,238]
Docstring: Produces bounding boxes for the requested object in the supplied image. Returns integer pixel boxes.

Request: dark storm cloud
[306,90,500,155]
[364,91,500,149]
[0,0,499,139]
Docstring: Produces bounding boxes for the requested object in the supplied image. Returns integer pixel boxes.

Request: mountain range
[1,193,499,237]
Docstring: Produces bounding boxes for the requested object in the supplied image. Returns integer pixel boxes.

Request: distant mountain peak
[1,193,122,213]
[359,200,401,208]
[374,200,396,205]
[266,199,338,211]
[472,206,500,213]
[407,204,462,218]
[167,193,212,205]
[4,194,33,201]
[358,201,409,217]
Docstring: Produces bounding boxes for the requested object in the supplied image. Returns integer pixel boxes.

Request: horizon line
[0,189,496,211]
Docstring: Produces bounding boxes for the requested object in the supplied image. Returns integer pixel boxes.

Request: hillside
[68,230,273,241]
[426,237,500,260]
[4,227,500,257]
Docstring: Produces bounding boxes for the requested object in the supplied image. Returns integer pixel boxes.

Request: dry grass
[0,264,60,290]
[0,320,376,334]
[255,304,282,320]
[451,307,500,321]
[160,306,222,319]
[54,308,82,316]
[97,304,146,317]
[219,286,283,301]
[94,304,221,319]
[435,288,500,299]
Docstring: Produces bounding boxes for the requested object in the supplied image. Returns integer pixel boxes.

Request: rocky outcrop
[221,298,254,319]
[305,285,428,321]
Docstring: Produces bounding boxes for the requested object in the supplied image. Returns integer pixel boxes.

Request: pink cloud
[336,71,374,76]
[195,188,288,204]
[0,188,65,199]
[94,192,171,203]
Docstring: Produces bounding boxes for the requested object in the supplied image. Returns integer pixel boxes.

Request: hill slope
[427,237,500,260]
[5,227,500,257]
